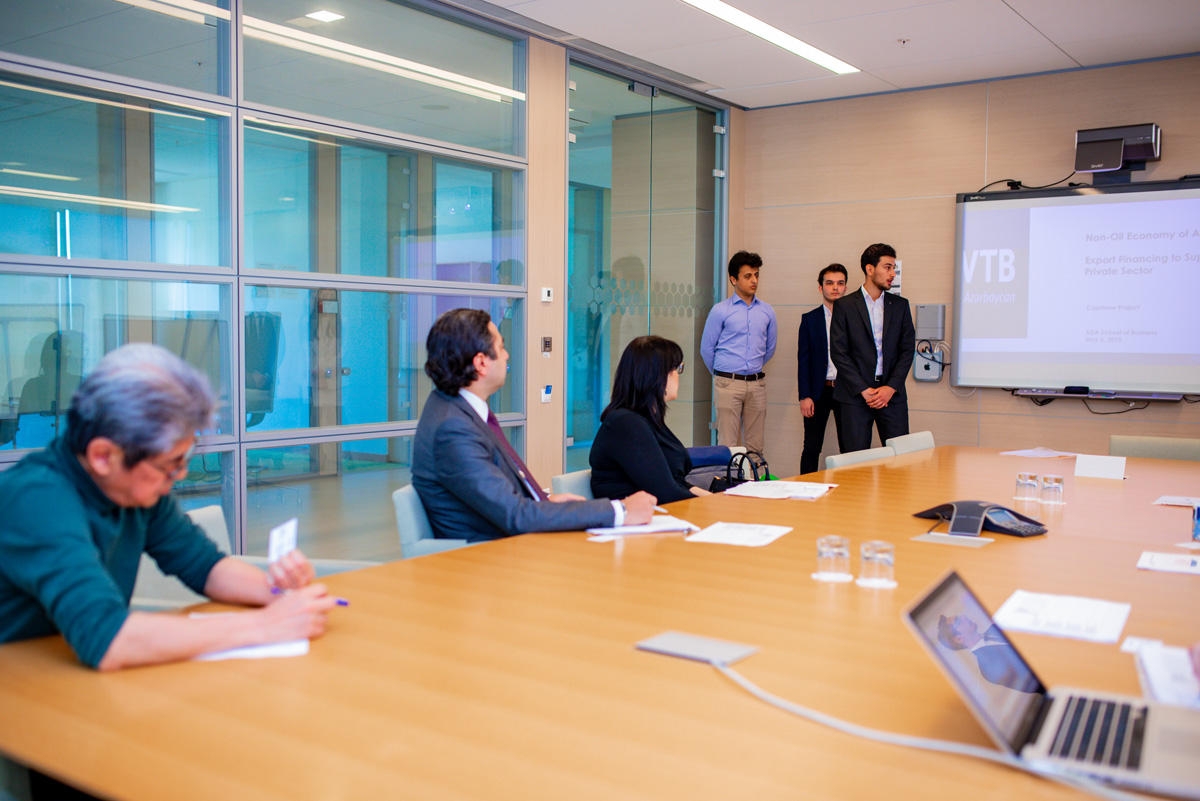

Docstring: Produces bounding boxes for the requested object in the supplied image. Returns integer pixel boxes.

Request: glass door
[565,63,722,470]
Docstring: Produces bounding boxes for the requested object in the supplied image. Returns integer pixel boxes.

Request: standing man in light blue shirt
[700,251,777,453]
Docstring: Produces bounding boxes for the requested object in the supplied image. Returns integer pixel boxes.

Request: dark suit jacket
[796,305,830,402]
[974,627,1040,693]
[412,390,616,542]
[828,287,915,404]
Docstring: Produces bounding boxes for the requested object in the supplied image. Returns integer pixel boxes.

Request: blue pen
[271,586,349,606]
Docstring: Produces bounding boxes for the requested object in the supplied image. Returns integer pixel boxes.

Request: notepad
[587,515,698,537]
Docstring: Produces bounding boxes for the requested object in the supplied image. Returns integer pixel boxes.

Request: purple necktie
[487,410,548,501]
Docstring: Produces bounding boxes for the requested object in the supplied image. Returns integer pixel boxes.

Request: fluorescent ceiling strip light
[243,16,524,102]
[244,27,505,103]
[113,0,230,23]
[0,79,215,121]
[245,120,347,147]
[0,185,198,214]
[0,168,79,182]
[678,0,858,75]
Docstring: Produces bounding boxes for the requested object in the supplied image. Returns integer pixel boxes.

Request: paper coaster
[911,532,994,548]
[811,571,854,583]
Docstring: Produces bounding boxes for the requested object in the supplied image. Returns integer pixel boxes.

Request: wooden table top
[1,446,1197,801]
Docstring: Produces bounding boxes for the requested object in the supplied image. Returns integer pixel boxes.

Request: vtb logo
[963,249,1015,282]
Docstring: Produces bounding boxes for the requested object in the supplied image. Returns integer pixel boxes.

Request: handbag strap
[728,450,769,482]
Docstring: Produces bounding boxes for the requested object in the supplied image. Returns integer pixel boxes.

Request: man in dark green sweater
[0,343,337,671]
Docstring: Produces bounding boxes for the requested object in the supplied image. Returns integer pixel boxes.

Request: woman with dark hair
[590,336,711,503]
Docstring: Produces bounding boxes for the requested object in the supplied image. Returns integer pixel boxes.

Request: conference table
[1,446,1197,801]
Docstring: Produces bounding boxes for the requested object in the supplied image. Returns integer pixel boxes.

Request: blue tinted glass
[0,1,229,96]
[243,0,524,155]
[242,286,523,433]
[0,273,233,451]
[0,75,227,266]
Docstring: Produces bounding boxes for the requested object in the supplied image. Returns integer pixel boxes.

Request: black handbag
[708,449,769,493]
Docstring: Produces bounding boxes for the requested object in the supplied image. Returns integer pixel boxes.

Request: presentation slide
[953,184,1200,394]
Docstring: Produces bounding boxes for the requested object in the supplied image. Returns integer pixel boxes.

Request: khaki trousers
[714,375,767,453]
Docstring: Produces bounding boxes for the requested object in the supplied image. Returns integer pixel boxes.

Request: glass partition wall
[565,63,724,470]
[0,0,527,561]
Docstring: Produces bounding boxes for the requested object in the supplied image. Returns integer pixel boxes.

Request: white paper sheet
[685,521,791,547]
[268,517,298,563]
[1074,453,1126,479]
[722,480,837,500]
[587,515,699,539]
[1154,495,1200,507]
[993,590,1131,643]
[194,639,309,662]
[999,447,1077,458]
[1136,642,1200,708]
[1136,551,1200,575]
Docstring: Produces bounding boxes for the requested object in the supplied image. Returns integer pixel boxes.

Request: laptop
[905,571,1200,799]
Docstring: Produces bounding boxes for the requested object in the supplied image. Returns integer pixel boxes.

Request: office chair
[391,485,469,558]
[825,446,896,470]
[132,505,378,610]
[885,430,936,455]
[244,311,281,429]
[550,468,594,499]
[1109,434,1200,462]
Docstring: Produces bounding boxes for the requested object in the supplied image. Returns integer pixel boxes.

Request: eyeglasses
[146,443,195,481]
[675,362,685,375]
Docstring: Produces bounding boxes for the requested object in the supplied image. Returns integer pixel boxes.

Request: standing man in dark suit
[829,243,915,452]
[797,263,848,474]
[412,308,655,542]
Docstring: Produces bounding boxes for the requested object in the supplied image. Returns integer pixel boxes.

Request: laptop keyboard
[1049,695,1147,771]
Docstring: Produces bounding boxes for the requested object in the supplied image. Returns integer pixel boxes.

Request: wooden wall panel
[526,39,568,482]
[743,83,988,209]
[731,55,1200,472]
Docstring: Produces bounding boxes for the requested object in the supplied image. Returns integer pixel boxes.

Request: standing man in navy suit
[796,263,848,474]
[829,243,915,452]
[412,308,655,542]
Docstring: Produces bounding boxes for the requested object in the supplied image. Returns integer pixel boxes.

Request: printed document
[993,590,1131,643]
[686,521,791,547]
[722,481,836,500]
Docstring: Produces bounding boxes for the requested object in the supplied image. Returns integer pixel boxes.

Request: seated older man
[0,343,337,671]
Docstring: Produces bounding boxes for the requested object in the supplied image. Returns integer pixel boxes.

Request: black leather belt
[715,370,765,381]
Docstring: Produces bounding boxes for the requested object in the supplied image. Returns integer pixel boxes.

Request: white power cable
[713,663,1151,801]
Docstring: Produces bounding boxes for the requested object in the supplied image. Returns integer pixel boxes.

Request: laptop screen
[907,571,1048,752]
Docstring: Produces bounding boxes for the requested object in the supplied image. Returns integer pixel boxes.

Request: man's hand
[621,491,657,525]
[261,584,337,641]
[268,549,316,591]
[862,386,893,409]
[800,398,815,417]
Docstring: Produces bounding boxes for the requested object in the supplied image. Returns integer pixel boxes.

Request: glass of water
[813,535,853,583]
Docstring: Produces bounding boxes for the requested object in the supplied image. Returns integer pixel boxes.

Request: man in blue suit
[413,308,656,542]
[829,243,915,453]
[796,263,848,474]
[937,613,1040,693]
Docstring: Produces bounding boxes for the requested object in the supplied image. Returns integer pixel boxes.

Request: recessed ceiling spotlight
[305,10,344,23]
[897,38,911,47]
